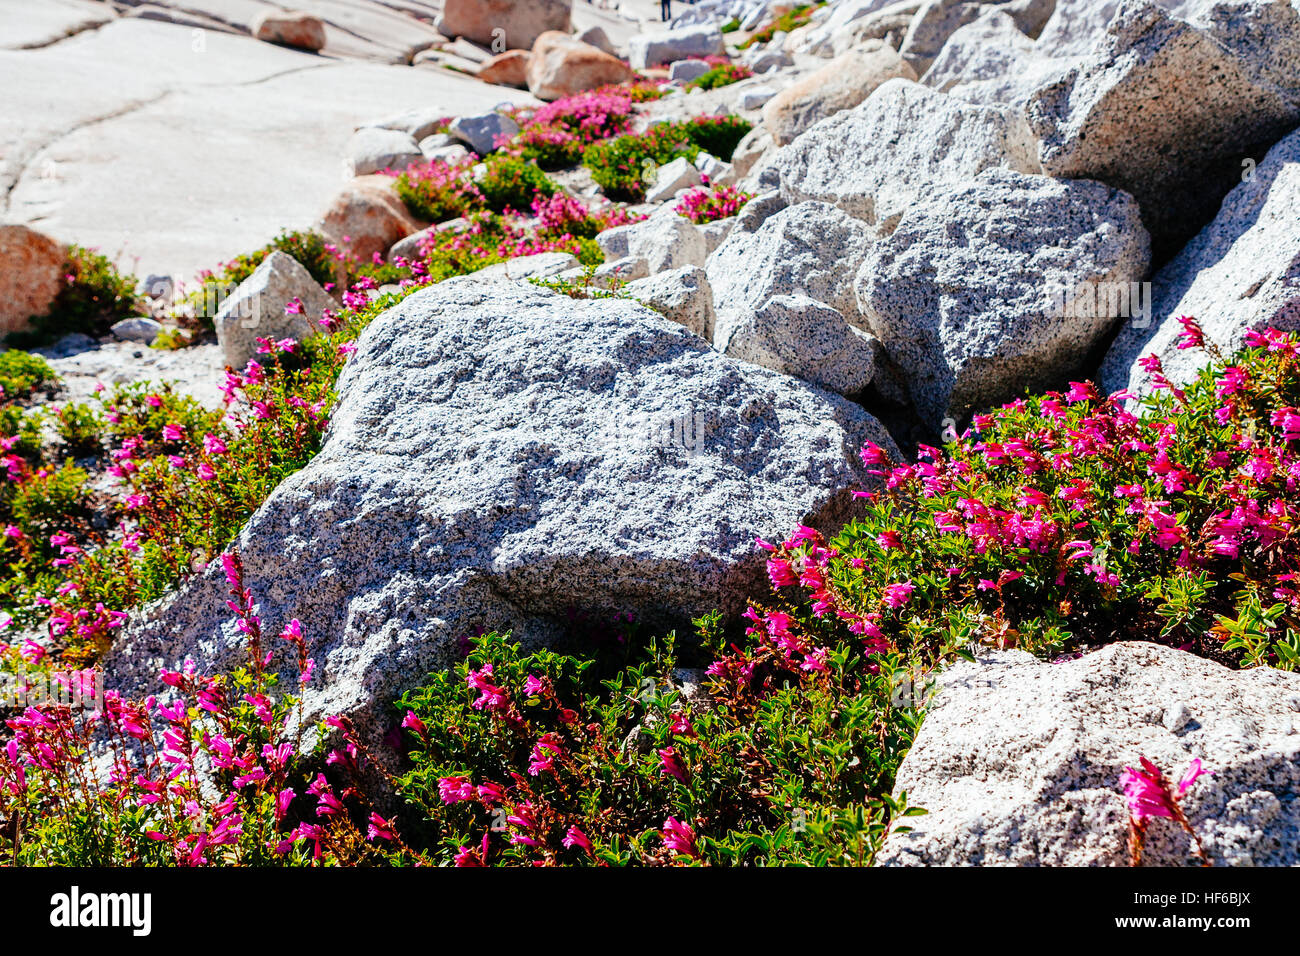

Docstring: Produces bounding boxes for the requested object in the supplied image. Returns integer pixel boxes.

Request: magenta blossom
[881,582,915,608]
[662,816,698,858]
[1121,756,1208,822]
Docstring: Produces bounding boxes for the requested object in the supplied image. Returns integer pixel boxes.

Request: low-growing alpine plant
[759,318,1300,676]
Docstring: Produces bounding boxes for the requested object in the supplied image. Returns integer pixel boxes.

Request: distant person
[661,0,671,21]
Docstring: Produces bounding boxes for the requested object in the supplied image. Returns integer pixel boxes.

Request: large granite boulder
[854,168,1150,426]
[104,282,896,749]
[317,175,423,262]
[773,79,1041,230]
[898,0,986,74]
[921,9,1080,108]
[526,31,634,101]
[761,44,917,146]
[1026,0,1300,258]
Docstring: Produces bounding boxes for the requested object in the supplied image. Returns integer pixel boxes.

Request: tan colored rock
[439,0,571,51]
[251,10,327,52]
[318,176,424,263]
[477,49,531,88]
[762,44,918,145]
[0,225,67,338]
[526,31,634,101]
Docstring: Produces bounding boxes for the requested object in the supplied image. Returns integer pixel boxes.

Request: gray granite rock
[576,24,617,56]
[110,317,163,344]
[424,143,471,166]
[774,79,1041,230]
[387,226,439,263]
[346,127,424,176]
[792,0,925,56]
[706,201,879,394]
[1100,126,1300,398]
[747,49,793,73]
[854,168,1150,426]
[448,110,520,156]
[698,216,736,257]
[733,190,788,233]
[625,265,717,339]
[1036,0,1199,57]
[723,295,882,396]
[593,256,651,285]
[737,86,779,111]
[1002,0,1061,37]
[418,132,456,154]
[1035,0,1125,55]
[360,108,451,143]
[213,251,333,372]
[922,9,1080,108]
[669,58,713,83]
[103,282,896,752]
[141,274,174,301]
[709,200,875,334]
[898,0,985,74]
[628,24,725,69]
[596,214,707,274]
[694,151,736,187]
[645,156,703,204]
[879,642,1300,866]
[1026,0,1300,257]
[731,125,776,180]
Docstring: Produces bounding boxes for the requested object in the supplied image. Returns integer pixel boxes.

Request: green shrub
[0,405,43,462]
[390,624,923,865]
[213,230,337,289]
[0,350,57,399]
[685,64,753,91]
[55,402,106,458]
[477,155,559,213]
[683,115,753,161]
[9,246,146,346]
[739,4,819,49]
[10,463,91,544]
[574,237,603,267]
[583,123,701,201]
[584,117,753,201]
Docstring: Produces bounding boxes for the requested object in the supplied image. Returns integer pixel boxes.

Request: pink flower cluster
[674,183,752,224]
